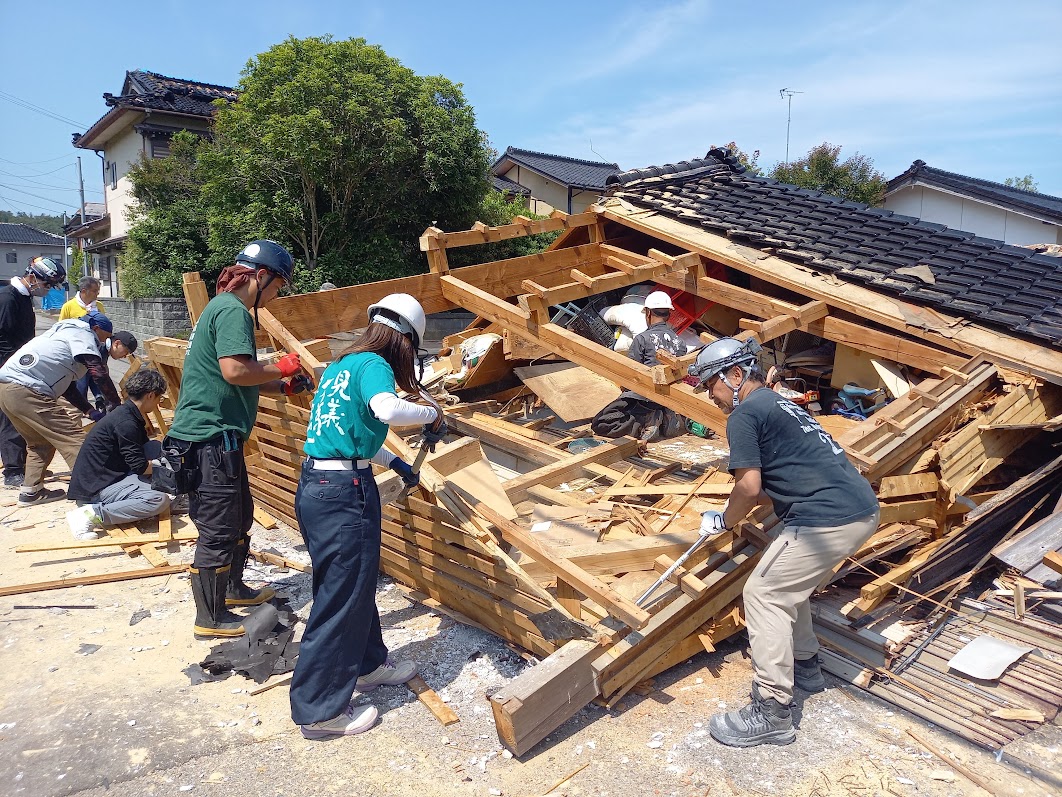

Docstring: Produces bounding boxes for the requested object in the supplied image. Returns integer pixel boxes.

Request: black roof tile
[608,150,1062,345]
[0,223,64,245]
[493,147,619,190]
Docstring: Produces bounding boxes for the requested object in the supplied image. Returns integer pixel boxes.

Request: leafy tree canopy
[201,35,490,286]
[1004,174,1038,193]
[0,210,65,235]
[769,142,887,205]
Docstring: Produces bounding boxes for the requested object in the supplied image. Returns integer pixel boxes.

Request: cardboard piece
[514,362,621,422]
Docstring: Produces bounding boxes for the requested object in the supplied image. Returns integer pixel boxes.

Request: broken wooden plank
[406,674,460,727]
[0,565,188,597]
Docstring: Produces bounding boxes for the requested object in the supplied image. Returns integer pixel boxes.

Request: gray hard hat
[688,337,761,385]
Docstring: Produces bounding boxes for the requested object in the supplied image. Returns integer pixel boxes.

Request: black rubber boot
[226,536,276,607]
[709,682,796,747]
[794,655,826,693]
[191,566,246,640]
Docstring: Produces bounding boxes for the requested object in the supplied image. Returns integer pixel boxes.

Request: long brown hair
[339,323,420,394]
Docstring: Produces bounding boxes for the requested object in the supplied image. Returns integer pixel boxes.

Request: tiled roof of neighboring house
[887,160,1062,224]
[606,149,1062,344]
[75,70,236,149]
[492,174,531,196]
[493,147,620,190]
[0,223,64,246]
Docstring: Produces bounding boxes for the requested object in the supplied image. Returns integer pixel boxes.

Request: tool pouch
[152,436,198,495]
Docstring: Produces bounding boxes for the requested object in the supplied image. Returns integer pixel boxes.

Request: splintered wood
[139,206,1062,758]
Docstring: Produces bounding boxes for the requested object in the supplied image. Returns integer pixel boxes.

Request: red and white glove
[276,352,302,378]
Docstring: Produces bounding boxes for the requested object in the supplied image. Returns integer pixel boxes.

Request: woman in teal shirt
[291,293,445,739]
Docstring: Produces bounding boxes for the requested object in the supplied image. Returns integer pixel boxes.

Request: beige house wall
[500,166,603,215]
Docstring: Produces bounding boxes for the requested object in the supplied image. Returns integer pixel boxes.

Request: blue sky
[1,0,1060,219]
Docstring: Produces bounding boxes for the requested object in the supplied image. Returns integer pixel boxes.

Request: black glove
[88,409,106,422]
[283,374,314,396]
[421,417,448,453]
[390,457,419,488]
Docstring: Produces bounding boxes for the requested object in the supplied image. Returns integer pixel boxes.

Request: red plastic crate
[654,261,724,332]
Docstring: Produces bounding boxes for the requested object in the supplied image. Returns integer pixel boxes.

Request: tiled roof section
[0,223,64,245]
[608,151,1062,345]
[888,160,1062,223]
[495,147,620,190]
[103,70,236,117]
[492,174,530,196]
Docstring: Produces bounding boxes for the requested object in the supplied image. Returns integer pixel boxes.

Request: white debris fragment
[501,750,513,760]
[179,786,194,792]
[489,790,502,796]
[647,731,665,749]
[896,777,915,785]
[127,720,136,726]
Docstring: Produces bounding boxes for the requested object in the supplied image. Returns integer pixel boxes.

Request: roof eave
[888,178,1062,226]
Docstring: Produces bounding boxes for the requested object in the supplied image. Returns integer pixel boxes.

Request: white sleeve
[371,448,396,468]
[367,391,439,426]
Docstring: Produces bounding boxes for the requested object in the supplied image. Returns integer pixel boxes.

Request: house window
[109,162,118,190]
[151,138,171,159]
[5,253,16,264]
[98,256,111,282]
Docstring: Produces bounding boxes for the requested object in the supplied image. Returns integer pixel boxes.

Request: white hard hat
[367,293,427,349]
[643,291,674,311]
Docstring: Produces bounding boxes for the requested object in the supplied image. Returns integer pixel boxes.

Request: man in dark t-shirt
[688,337,879,748]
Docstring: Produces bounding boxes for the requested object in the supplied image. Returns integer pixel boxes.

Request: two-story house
[68,70,236,297]
[0,224,65,281]
[883,160,1062,247]
[491,147,620,215]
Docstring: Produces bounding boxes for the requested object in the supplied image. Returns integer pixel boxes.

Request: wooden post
[182,272,209,325]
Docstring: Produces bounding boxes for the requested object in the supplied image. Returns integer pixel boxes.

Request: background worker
[688,337,879,748]
[66,368,170,540]
[591,290,687,442]
[165,240,311,640]
[291,293,446,740]
[0,256,66,488]
[76,328,137,411]
[0,311,121,506]
[59,276,104,320]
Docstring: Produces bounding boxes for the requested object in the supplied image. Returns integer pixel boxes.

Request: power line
[0,192,68,215]
[0,182,73,210]
[0,90,90,129]
[0,153,79,167]
[0,168,82,192]
[0,162,77,178]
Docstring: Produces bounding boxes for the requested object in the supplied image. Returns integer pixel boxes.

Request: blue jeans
[289,461,388,725]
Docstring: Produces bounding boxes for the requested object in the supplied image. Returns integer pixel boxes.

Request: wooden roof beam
[419,210,599,251]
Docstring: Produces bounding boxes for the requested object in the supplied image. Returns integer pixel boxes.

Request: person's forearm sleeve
[368,392,438,425]
[76,354,121,408]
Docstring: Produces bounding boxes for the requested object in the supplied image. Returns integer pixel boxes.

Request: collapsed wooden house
[144,150,1062,756]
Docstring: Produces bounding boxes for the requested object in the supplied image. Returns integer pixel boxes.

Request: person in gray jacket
[0,312,122,505]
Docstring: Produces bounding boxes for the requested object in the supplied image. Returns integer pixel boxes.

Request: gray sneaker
[709,683,796,747]
[794,655,826,693]
[356,659,418,691]
[18,487,65,506]
[300,704,377,739]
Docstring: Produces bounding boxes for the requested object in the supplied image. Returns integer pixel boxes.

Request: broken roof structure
[126,148,1062,757]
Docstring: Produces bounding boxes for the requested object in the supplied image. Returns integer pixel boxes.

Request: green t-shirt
[303,352,395,460]
[169,292,259,443]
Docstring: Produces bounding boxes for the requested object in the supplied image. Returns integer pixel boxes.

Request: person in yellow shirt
[59,277,104,320]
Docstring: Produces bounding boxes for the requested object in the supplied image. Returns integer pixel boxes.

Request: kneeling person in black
[66,369,171,540]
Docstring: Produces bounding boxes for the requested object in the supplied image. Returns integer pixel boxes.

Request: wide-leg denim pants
[289,461,389,725]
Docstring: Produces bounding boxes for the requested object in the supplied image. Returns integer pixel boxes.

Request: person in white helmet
[688,337,879,748]
[591,290,687,441]
[291,293,447,740]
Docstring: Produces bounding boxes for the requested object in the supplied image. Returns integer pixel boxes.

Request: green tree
[201,35,490,286]
[770,142,887,205]
[68,245,83,285]
[122,131,212,298]
[447,190,560,268]
[1004,174,1038,192]
[712,141,762,176]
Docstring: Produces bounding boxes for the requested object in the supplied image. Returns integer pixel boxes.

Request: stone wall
[103,297,191,344]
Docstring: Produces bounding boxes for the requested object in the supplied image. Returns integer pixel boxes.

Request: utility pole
[62,211,68,297]
[778,88,803,164]
[76,156,86,224]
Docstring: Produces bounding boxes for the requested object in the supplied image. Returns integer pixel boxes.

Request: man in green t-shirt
[167,240,313,639]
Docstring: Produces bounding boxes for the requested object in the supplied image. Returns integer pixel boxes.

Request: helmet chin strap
[720,366,752,408]
[252,272,275,330]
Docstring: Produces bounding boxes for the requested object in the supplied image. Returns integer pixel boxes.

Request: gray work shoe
[356,659,418,691]
[794,655,826,693]
[709,683,796,747]
[301,704,378,739]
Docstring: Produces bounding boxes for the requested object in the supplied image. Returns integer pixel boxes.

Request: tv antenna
[779,88,803,164]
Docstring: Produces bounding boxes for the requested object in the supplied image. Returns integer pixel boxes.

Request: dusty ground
[2,477,1059,797]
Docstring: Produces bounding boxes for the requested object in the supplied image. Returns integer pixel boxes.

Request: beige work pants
[743,509,880,704]
[0,381,86,493]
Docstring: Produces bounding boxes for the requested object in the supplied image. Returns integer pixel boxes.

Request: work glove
[700,510,727,536]
[276,352,302,378]
[88,409,106,422]
[283,374,314,397]
[390,457,419,488]
[421,416,448,453]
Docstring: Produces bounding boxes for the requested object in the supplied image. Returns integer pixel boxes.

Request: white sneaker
[66,506,102,541]
[356,659,418,691]
[300,704,378,739]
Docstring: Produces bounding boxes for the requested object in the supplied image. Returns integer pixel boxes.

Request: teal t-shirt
[304,352,396,460]
[169,292,260,443]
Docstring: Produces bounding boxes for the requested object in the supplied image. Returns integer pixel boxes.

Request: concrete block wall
[103,297,191,343]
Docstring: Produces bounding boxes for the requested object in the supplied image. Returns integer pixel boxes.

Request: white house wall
[103,120,144,239]
[500,166,602,215]
[883,185,1061,246]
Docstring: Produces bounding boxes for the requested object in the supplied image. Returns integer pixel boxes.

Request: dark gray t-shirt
[726,387,878,527]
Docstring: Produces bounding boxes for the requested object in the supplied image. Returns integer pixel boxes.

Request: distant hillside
[0,211,65,236]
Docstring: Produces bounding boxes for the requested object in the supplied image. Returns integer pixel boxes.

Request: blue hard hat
[84,310,113,334]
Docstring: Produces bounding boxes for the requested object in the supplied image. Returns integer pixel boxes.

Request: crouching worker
[591,290,686,442]
[66,368,170,540]
[165,240,311,641]
[291,293,446,739]
[0,311,122,506]
[688,338,879,747]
